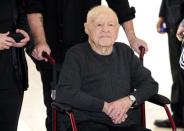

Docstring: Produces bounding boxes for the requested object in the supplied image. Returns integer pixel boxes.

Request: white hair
[86,5,119,24]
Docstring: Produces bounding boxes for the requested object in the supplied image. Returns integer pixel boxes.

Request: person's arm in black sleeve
[25,0,43,14]
[159,0,166,17]
[106,0,135,25]
[156,0,166,33]
[55,49,104,112]
[16,0,29,32]
[106,0,148,54]
[129,48,158,106]
[10,0,30,48]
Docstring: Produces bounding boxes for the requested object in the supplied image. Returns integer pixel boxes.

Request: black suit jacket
[0,0,28,91]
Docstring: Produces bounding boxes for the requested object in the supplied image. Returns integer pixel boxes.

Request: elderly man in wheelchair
[55,5,158,131]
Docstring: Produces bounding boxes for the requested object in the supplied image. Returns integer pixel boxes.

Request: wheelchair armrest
[52,102,72,112]
[147,94,170,107]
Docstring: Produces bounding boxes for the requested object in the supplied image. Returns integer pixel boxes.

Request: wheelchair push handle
[42,51,56,65]
[139,46,145,60]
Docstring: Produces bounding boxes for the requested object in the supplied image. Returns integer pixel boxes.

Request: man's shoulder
[69,42,87,50]
[114,42,135,59]
[114,42,132,52]
[66,42,88,56]
[115,42,129,47]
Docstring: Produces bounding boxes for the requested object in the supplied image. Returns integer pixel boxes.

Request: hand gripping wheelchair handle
[42,51,56,64]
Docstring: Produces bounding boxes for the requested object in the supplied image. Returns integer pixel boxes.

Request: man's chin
[100,43,114,47]
[98,40,114,46]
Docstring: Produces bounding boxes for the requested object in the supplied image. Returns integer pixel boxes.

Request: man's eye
[109,24,114,26]
[97,24,102,26]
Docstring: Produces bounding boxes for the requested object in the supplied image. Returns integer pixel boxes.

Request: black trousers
[0,89,24,131]
[39,67,53,131]
[69,122,151,131]
[167,27,184,122]
[56,112,150,131]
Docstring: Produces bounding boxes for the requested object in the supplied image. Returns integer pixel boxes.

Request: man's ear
[84,23,89,35]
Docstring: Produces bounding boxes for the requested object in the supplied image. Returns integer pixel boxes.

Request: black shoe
[154,119,184,128]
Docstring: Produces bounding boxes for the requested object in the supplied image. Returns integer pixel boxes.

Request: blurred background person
[154,0,184,128]
[0,0,30,131]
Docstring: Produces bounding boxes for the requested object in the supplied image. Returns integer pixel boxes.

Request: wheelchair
[42,47,176,131]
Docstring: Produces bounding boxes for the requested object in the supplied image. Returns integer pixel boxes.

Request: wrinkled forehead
[87,6,119,24]
[92,12,118,24]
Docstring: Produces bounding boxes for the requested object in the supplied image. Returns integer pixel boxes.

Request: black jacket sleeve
[159,0,166,17]
[106,0,135,24]
[25,0,43,14]
[16,0,29,32]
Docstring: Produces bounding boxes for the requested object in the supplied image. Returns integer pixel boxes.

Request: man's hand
[102,96,133,124]
[176,21,184,41]
[129,37,148,54]
[123,20,148,54]
[0,32,15,50]
[156,17,166,34]
[12,29,30,48]
[32,42,51,61]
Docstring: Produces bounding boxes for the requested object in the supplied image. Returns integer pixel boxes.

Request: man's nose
[102,25,110,32]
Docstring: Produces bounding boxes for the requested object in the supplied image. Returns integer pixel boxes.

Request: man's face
[85,12,119,48]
